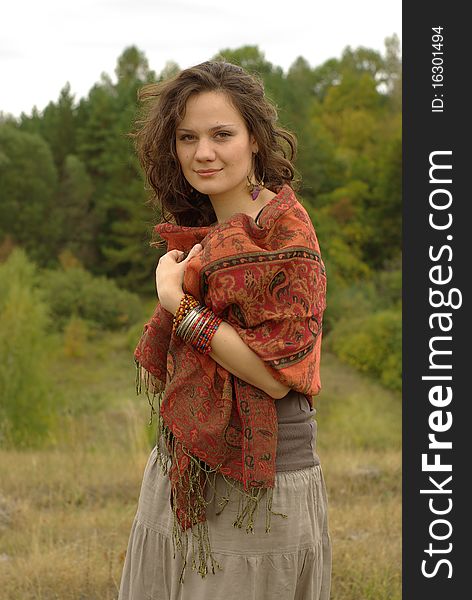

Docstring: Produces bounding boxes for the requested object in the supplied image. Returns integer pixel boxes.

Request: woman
[118,60,331,600]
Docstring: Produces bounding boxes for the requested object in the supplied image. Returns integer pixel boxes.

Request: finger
[158,249,183,264]
[185,244,203,260]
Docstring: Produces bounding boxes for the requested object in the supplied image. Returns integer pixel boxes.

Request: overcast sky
[1,0,401,118]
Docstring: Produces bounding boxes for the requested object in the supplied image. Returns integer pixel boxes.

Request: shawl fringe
[134,359,288,581]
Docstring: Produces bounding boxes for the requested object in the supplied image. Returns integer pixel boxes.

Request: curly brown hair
[130,59,299,232]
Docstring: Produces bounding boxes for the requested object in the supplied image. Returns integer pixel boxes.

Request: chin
[193,181,230,196]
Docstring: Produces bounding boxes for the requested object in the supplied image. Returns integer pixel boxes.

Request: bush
[63,316,89,358]
[126,321,147,355]
[39,266,142,332]
[326,261,401,321]
[372,264,401,309]
[324,279,378,333]
[0,249,63,447]
[328,308,401,391]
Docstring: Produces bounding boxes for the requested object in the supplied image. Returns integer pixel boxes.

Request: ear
[250,134,258,154]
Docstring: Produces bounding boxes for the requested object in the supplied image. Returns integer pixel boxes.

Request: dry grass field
[0,332,401,599]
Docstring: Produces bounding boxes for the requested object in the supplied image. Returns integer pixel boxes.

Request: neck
[210,184,272,224]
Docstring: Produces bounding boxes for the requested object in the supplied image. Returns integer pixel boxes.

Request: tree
[0,249,61,447]
[381,34,402,110]
[73,49,158,286]
[214,45,275,76]
[366,134,402,267]
[0,125,60,266]
[158,60,180,81]
[115,45,151,85]
[18,84,77,172]
[56,154,97,267]
[40,83,77,171]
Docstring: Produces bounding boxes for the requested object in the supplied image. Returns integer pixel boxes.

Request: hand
[156,243,203,313]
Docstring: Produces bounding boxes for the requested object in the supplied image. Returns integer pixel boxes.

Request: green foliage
[62,316,89,358]
[1,38,402,389]
[322,257,401,325]
[126,320,147,354]
[115,45,153,84]
[213,45,278,77]
[318,248,401,391]
[72,49,158,288]
[39,266,143,332]
[290,103,344,200]
[328,308,402,391]
[304,203,371,299]
[323,72,384,115]
[318,353,401,451]
[0,124,60,266]
[324,279,378,332]
[372,257,402,308]
[3,40,401,283]
[0,249,63,447]
[55,154,97,266]
[38,84,77,171]
[365,134,402,267]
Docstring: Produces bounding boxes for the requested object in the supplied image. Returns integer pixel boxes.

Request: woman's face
[175,91,258,198]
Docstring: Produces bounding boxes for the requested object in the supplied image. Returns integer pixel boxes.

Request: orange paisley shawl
[133,184,327,578]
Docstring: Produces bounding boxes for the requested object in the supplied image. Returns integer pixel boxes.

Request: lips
[196,169,222,174]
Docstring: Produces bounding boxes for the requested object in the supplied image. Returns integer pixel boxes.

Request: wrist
[162,289,185,315]
[172,294,223,355]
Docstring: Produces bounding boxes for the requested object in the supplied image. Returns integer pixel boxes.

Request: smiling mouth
[195,169,222,176]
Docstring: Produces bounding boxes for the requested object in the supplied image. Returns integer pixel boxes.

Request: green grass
[0,329,401,599]
[315,353,401,600]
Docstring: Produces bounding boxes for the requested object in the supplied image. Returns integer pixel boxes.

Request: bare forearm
[162,290,290,399]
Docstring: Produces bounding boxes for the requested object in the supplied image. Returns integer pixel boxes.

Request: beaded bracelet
[172,293,199,334]
[181,307,222,355]
[172,294,223,355]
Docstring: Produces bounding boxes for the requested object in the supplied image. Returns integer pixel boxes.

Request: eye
[215,131,232,139]
[178,134,194,141]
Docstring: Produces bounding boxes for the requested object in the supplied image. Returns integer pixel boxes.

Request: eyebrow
[176,124,237,133]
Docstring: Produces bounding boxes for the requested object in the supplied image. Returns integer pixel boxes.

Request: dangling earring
[246,153,265,201]
[246,176,264,201]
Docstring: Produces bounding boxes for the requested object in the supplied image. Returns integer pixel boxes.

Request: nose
[194,137,216,162]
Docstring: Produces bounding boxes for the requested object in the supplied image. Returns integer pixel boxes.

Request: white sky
[1,0,401,118]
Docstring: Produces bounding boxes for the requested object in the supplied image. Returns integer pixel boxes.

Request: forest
[1,37,401,391]
[0,38,402,599]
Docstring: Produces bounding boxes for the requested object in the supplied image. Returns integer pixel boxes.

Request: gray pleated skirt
[118,445,332,600]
